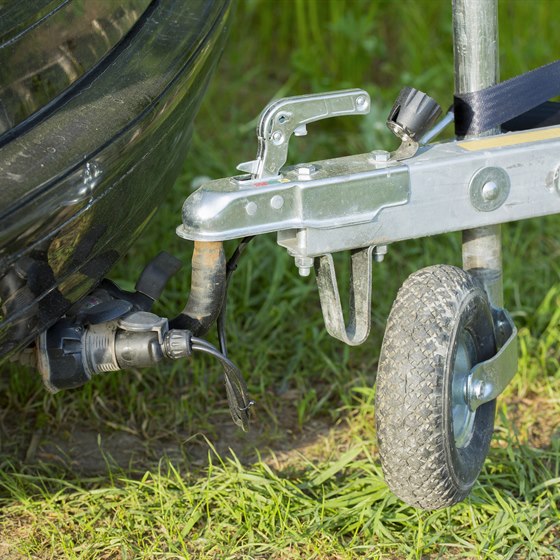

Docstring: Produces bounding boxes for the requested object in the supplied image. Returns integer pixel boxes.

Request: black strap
[502,101,560,132]
[454,59,560,136]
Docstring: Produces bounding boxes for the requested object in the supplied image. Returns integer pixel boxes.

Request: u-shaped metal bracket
[314,245,374,346]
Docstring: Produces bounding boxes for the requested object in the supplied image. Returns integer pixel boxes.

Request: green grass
[2,0,560,558]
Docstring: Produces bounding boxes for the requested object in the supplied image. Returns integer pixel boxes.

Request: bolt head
[475,381,486,399]
[270,195,284,209]
[245,201,257,216]
[295,256,314,276]
[481,181,499,201]
[370,150,390,163]
[553,165,560,194]
[356,95,369,111]
[295,164,317,180]
[374,245,388,261]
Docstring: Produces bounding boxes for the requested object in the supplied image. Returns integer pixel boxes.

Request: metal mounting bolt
[295,256,314,277]
[270,195,284,209]
[468,378,493,410]
[373,245,388,262]
[495,318,508,338]
[245,201,258,216]
[552,164,560,195]
[481,181,499,201]
[473,380,486,400]
[469,167,510,212]
[369,150,390,164]
[295,164,317,181]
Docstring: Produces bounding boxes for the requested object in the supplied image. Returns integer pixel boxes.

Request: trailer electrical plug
[33,251,254,431]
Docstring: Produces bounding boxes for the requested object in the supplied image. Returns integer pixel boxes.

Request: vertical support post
[453,0,503,307]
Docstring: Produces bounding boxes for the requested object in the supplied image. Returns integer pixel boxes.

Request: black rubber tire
[375,265,497,510]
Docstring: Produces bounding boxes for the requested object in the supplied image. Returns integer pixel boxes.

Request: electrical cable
[217,236,254,356]
[192,336,254,431]
[207,236,255,430]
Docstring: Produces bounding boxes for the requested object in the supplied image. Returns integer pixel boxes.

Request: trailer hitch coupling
[178,87,444,347]
[177,86,532,415]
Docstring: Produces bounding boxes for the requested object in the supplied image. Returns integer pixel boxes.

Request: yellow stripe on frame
[458,127,560,151]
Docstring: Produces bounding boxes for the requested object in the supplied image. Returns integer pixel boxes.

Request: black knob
[387,87,442,141]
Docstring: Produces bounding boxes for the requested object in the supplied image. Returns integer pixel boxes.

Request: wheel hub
[451,333,476,448]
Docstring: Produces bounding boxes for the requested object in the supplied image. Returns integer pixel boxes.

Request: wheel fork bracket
[467,307,518,411]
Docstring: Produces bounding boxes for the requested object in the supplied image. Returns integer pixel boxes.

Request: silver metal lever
[314,246,374,346]
[237,89,370,179]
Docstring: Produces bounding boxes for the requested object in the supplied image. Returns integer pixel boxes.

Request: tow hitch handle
[237,89,371,179]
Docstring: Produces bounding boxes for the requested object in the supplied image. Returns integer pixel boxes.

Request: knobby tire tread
[375,265,490,510]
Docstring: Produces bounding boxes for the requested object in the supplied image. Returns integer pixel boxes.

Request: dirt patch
[3,382,554,481]
[23,414,342,478]
[26,389,558,479]
[5,389,340,477]
[502,394,560,448]
[34,428,149,476]
[0,513,33,560]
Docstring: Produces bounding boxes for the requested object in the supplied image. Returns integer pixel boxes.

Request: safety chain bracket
[314,246,375,346]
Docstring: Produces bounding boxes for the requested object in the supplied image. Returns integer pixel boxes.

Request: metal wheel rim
[451,332,476,448]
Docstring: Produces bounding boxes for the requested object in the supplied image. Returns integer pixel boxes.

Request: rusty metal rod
[170,241,226,336]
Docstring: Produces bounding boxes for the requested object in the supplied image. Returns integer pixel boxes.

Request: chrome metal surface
[468,167,510,212]
[83,320,121,375]
[461,226,503,307]
[390,138,419,161]
[466,308,518,411]
[82,311,193,376]
[180,126,560,256]
[373,245,387,263]
[163,330,192,360]
[249,89,370,179]
[118,311,167,342]
[386,87,442,161]
[178,153,409,242]
[370,150,390,163]
[452,0,499,105]
[553,165,560,195]
[419,110,455,145]
[295,256,314,277]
